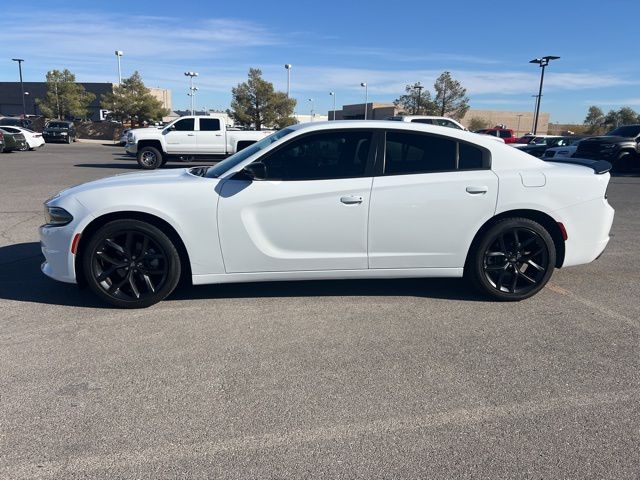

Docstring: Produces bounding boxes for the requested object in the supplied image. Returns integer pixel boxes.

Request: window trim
[381,130,492,176]
[251,128,379,181]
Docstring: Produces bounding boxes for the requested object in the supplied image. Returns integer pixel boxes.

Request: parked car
[0,125,44,150]
[517,136,583,158]
[0,127,29,152]
[573,124,640,172]
[42,121,77,143]
[514,134,560,146]
[119,129,131,146]
[542,139,585,160]
[0,117,34,129]
[40,121,614,308]
[0,130,5,152]
[474,128,519,143]
[386,115,466,130]
[125,115,273,169]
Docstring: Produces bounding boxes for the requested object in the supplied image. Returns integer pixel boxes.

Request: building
[0,82,171,121]
[329,103,550,134]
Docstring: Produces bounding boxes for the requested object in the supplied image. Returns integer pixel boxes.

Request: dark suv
[574,125,640,172]
[43,121,77,143]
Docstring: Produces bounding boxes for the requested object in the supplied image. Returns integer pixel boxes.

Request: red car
[474,128,519,143]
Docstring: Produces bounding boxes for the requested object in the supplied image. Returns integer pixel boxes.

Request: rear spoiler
[546,157,612,174]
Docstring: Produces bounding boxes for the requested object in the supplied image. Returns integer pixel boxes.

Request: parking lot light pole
[308,98,314,122]
[413,82,424,114]
[529,55,560,134]
[329,92,336,121]
[516,114,523,136]
[284,64,292,98]
[47,70,61,119]
[360,82,368,120]
[184,72,199,115]
[12,58,26,118]
[114,51,123,84]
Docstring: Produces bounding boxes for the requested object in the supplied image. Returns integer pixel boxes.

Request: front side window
[385,131,456,174]
[259,130,372,181]
[199,118,221,131]
[172,118,194,131]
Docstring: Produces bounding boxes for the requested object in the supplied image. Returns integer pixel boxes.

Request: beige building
[330,103,550,135]
[148,87,172,113]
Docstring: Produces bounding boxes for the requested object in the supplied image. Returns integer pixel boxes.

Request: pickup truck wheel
[612,152,633,173]
[137,146,163,170]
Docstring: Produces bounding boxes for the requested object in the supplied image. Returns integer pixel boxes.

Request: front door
[196,117,225,154]
[164,118,197,154]
[218,129,374,273]
[368,130,498,269]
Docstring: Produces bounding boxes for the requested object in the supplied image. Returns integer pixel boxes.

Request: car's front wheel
[82,219,181,308]
[467,218,556,301]
[137,146,163,169]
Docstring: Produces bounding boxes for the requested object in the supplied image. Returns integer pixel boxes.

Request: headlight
[44,206,73,226]
[60,132,68,136]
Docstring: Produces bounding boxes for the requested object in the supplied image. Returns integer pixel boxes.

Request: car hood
[52,168,214,201]
[583,136,631,143]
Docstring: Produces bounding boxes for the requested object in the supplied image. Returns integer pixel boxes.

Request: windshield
[47,122,70,129]
[606,125,640,137]
[205,128,295,178]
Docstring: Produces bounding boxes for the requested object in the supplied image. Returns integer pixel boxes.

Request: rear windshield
[606,125,640,137]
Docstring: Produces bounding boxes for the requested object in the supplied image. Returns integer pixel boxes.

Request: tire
[466,218,556,301]
[137,146,163,169]
[612,151,633,173]
[81,219,182,308]
[66,135,72,144]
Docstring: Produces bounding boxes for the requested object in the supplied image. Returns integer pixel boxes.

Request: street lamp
[308,98,314,122]
[516,114,523,136]
[413,82,424,114]
[47,70,61,119]
[188,87,199,114]
[529,55,560,134]
[360,82,368,120]
[284,64,292,98]
[114,50,123,84]
[184,72,199,115]
[530,94,540,132]
[12,58,26,118]
[329,91,336,121]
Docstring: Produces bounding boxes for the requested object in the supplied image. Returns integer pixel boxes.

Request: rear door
[196,117,225,154]
[368,130,498,269]
[164,118,197,154]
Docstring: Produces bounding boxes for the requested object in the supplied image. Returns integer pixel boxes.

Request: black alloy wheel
[468,218,556,301]
[83,220,181,308]
[137,146,163,169]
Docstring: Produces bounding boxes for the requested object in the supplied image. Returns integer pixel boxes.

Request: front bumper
[125,142,138,155]
[39,223,78,283]
[43,134,70,142]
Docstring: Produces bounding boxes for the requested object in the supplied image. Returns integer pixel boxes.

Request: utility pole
[529,56,560,134]
[413,82,424,114]
[12,59,26,118]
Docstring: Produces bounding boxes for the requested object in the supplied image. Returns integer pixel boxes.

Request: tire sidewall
[137,147,163,170]
[81,219,181,308]
[468,218,556,301]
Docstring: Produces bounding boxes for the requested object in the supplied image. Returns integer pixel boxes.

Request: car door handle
[466,186,488,195]
[340,195,364,205]
[215,133,223,137]
[187,133,195,136]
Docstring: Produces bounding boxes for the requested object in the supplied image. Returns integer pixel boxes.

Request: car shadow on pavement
[0,242,484,307]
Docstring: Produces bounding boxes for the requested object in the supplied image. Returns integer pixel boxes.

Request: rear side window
[199,118,221,131]
[498,130,512,138]
[411,119,434,125]
[384,131,489,174]
[385,131,456,174]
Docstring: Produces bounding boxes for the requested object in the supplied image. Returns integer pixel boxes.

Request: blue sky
[1,0,639,123]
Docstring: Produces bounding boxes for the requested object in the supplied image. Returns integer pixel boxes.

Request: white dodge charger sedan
[40,121,614,308]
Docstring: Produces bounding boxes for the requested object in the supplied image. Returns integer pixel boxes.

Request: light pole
[284,64,292,98]
[184,71,199,115]
[308,98,314,121]
[329,91,336,121]
[188,87,199,113]
[114,50,123,84]
[12,58,26,118]
[413,82,424,114]
[530,94,540,132]
[360,82,368,120]
[516,114,523,136]
[529,55,560,134]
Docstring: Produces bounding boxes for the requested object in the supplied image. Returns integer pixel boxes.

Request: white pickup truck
[125,116,273,169]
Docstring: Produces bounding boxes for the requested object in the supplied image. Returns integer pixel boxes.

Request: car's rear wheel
[137,146,163,169]
[82,220,181,308]
[612,151,633,173]
[467,218,556,301]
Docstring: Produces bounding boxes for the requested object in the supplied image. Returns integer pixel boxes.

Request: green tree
[393,82,436,115]
[602,107,640,131]
[467,116,489,131]
[36,69,95,120]
[101,71,169,126]
[583,105,605,134]
[433,71,470,120]
[229,68,296,130]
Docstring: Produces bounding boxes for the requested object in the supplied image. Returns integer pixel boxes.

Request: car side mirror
[164,125,175,133]
[235,162,266,181]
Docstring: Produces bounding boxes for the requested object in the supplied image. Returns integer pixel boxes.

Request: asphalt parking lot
[1,142,639,478]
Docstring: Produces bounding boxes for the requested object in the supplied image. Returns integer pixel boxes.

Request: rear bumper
[554,197,615,267]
